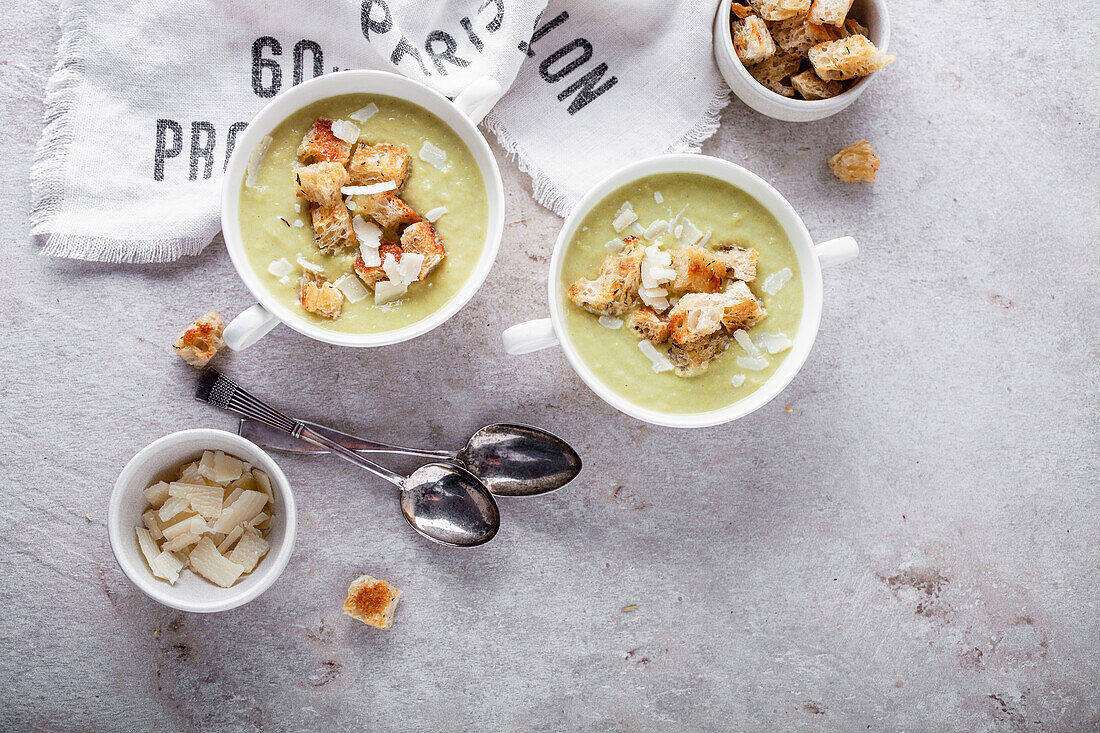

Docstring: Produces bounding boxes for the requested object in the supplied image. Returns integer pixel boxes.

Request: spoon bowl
[459,424,582,497]
[400,463,500,547]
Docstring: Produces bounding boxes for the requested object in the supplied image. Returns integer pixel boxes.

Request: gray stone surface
[1,1,1097,730]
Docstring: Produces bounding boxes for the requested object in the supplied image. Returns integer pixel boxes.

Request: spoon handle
[240,418,456,461]
[195,369,406,488]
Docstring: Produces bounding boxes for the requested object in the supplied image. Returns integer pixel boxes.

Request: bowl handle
[814,236,859,268]
[224,303,281,351]
[453,76,503,125]
[503,319,559,355]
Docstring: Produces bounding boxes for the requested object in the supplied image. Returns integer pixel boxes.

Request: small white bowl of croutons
[107,429,297,613]
[714,0,893,122]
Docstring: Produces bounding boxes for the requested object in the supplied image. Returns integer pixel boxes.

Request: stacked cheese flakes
[252,103,451,321]
[731,0,895,100]
[135,451,273,587]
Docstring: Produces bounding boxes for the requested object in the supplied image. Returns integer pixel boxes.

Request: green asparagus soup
[560,172,803,415]
[238,94,488,333]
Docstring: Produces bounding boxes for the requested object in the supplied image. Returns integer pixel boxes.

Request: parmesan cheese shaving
[643,219,669,239]
[334,273,370,303]
[374,279,407,305]
[353,216,383,267]
[605,238,624,251]
[349,102,379,122]
[763,267,792,295]
[424,206,448,222]
[757,331,793,354]
[342,180,397,195]
[296,254,325,273]
[654,191,664,204]
[638,340,675,373]
[330,119,360,144]
[730,374,747,387]
[419,140,448,170]
[612,201,637,232]
[733,328,761,357]
[598,315,623,330]
[188,537,245,588]
[630,222,645,236]
[677,218,704,248]
[736,355,769,371]
[244,135,272,188]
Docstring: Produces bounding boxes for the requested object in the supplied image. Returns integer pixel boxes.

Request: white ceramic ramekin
[221,71,506,350]
[713,0,891,122]
[502,153,857,429]
[107,429,297,613]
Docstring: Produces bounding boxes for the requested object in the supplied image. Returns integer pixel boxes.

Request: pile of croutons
[291,118,446,319]
[731,0,895,100]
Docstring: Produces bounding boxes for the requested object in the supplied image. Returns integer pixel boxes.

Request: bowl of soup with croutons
[221,71,505,350]
[503,154,858,428]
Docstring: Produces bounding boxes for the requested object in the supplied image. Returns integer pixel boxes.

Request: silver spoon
[195,369,499,547]
[238,419,582,497]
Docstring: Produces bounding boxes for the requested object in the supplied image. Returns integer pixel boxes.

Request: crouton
[840,18,869,38]
[296,118,352,165]
[809,0,853,26]
[747,52,802,97]
[828,140,880,182]
[790,69,844,99]
[343,574,401,629]
[293,162,348,207]
[310,202,358,253]
[630,307,671,344]
[712,245,760,282]
[730,2,754,19]
[567,237,645,317]
[668,293,730,347]
[668,247,728,294]
[353,192,422,232]
[353,241,403,287]
[348,143,411,189]
[298,272,344,320]
[770,16,839,55]
[173,312,225,367]
[668,333,730,377]
[808,35,894,80]
[399,221,446,279]
[733,16,777,64]
[748,0,810,21]
[718,281,768,332]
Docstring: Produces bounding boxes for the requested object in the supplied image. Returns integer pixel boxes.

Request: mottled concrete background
[1,1,1097,731]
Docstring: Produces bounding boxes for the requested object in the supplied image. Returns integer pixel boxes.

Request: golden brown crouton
[293,162,348,208]
[712,245,760,282]
[567,237,645,317]
[343,574,401,629]
[840,18,869,38]
[828,140,880,182]
[748,0,810,21]
[399,221,446,279]
[353,241,403,287]
[733,16,777,64]
[668,246,729,294]
[310,202,358,253]
[790,69,844,99]
[630,307,671,344]
[770,16,839,55]
[353,193,422,233]
[747,52,802,97]
[730,2,754,19]
[298,272,344,320]
[296,118,352,165]
[809,0,853,26]
[173,312,225,367]
[718,281,768,332]
[808,35,895,80]
[668,293,731,347]
[348,143,411,189]
[668,333,730,377]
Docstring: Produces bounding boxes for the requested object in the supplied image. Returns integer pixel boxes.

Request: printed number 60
[251,37,326,98]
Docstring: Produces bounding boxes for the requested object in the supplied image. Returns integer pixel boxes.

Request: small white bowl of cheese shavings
[107,428,297,613]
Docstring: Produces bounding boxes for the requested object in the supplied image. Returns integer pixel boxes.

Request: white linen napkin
[31,0,728,263]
